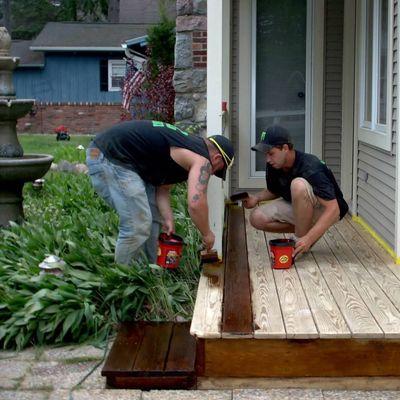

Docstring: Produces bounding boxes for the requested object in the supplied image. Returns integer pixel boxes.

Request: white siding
[230,0,240,193]
[356,0,397,248]
[323,0,344,185]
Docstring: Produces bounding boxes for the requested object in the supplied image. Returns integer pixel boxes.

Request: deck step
[102,322,197,389]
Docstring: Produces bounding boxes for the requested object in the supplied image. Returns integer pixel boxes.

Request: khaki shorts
[257,178,323,225]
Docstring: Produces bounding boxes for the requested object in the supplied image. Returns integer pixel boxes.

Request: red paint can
[157,233,185,269]
[269,239,296,269]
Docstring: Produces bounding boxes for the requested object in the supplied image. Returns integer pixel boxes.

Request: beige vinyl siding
[230,0,240,193]
[323,0,344,185]
[356,0,397,248]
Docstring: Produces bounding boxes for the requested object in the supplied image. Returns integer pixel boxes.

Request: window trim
[107,59,126,92]
[358,0,393,151]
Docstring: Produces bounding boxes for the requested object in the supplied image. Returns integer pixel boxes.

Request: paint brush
[199,248,223,280]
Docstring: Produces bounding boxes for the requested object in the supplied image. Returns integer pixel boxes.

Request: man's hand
[156,185,175,235]
[162,218,175,235]
[293,235,314,257]
[202,231,215,250]
[242,194,259,209]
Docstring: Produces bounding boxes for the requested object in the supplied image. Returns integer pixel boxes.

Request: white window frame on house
[108,59,126,92]
[358,0,393,151]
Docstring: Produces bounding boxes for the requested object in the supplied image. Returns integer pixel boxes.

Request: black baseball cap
[251,125,292,153]
[208,135,234,180]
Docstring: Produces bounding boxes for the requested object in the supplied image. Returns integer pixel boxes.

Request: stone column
[174,0,207,133]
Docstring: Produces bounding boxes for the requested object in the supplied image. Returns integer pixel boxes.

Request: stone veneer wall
[17,104,127,134]
[174,0,207,132]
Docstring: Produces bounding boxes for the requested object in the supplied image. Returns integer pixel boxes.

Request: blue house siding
[14,53,124,104]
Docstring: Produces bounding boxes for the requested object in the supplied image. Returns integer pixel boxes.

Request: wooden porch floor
[191,204,400,340]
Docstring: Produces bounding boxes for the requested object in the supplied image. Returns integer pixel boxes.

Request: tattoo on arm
[192,161,211,203]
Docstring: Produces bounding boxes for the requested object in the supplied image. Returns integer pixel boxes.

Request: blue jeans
[86,146,161,265]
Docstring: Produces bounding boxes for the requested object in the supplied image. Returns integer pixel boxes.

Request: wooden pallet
[102,321,197,389]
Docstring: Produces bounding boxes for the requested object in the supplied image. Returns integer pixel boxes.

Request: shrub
[0,172,201,349]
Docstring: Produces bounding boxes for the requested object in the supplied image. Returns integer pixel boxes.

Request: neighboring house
[119,0,176,23]
[12,22,149,134]
[174,0,400,263]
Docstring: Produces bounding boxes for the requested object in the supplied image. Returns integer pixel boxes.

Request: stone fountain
[0,27,53,227]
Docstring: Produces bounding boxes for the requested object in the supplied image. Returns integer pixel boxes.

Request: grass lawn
[18,134,94,163]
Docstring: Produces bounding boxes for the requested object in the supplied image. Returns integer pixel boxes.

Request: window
[108,60,126,91]
[359,0,392,150]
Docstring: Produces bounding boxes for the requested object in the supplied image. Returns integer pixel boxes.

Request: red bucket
[269,239,296,269]
[157,233,184,269]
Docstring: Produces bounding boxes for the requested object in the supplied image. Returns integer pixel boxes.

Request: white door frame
[341,0,356,204]
[207,0,231,256]
[239,0,324,188]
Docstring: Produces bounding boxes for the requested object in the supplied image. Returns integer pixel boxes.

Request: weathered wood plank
[293,245,351,339]
[325,224,400,338]
[102,322,145,376]
[132,322,173,373]
[107,375,196,390]
[312,237,383,338]
[203,338,400,377]
[165,322,196,373]
[265,232,318,339]
[190,263,224,338]
[222,205,253,338]
[244,209,286,338]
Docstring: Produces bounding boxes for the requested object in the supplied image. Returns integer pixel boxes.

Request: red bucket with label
[269,239,296,269]
[157,233,184,269]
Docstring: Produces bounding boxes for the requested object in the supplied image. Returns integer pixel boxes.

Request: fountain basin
[0,154,53,182]
[0,99,35,120]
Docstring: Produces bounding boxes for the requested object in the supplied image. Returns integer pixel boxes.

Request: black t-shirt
[266,150,349,219]
[93,120,210,186]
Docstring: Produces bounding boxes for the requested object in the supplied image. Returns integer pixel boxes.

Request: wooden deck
[191,204,400,380]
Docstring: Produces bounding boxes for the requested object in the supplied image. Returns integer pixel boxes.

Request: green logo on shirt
[152,121,189,136]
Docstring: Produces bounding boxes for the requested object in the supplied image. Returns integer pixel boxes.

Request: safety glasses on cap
[208,137,234,169]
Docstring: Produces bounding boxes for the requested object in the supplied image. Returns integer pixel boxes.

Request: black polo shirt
[266,150,348,219]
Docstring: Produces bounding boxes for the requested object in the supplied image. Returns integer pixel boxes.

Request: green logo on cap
[260,131,267,141]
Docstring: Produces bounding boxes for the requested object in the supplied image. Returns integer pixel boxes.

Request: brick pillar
[174,0,207,133]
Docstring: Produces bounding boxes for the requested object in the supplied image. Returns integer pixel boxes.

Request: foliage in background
[130,61,175,123]
[126,11,176,123]
[2,0,109,39]
[147,15,175,68]
[0,137,201,349]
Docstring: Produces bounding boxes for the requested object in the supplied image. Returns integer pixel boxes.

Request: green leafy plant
[0,172,201,349]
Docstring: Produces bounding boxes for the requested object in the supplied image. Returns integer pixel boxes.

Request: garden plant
[0,136,202,349]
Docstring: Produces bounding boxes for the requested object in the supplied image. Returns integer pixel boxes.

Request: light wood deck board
[244,210,286,338]
[191,208,400,340]
[325,224,400,338]
[312,237,383,338]
[338,218,400,313]
[190,264,224,339]
[293,248,351,339]
[265,232,318,339]
[345,216,400,280]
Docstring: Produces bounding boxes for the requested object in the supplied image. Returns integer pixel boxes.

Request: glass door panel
[253,0,307,172]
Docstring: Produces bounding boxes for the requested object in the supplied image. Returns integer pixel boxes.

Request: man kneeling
[243,125,348,258]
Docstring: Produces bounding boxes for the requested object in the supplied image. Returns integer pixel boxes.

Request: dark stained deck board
[102,322,197,389]
[202,338,400,377]
[102,322,145,375]
[165,322,196,373]
[222,205,253,337]
[132,322,174,373]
